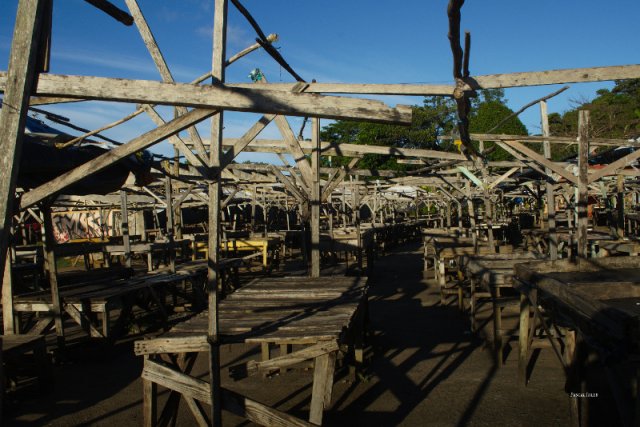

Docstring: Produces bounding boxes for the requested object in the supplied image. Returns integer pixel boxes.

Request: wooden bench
[134,275,368,426]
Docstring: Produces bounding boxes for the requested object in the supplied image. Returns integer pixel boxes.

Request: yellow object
[453,139,463,153]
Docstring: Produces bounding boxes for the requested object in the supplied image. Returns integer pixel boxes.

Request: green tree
[547,78,640,160]
[469,90,529,160]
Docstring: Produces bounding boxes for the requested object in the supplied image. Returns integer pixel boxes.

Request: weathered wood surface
[134,276,367,354]
[0,73,413,124]
[515,256,640,342]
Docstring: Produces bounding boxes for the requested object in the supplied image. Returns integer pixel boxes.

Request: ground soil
[4,243,584,426]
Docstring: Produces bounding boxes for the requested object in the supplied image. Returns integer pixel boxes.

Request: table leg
[518,293,530,385]
[309,351,337,425]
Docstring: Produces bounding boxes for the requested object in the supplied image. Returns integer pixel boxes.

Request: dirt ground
[5,243,583,426]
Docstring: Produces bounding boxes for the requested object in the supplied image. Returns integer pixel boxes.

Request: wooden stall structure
[1,0,640,425]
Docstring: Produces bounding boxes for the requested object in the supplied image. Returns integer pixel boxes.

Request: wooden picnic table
[514,256,640,426]
[134,275,368,426]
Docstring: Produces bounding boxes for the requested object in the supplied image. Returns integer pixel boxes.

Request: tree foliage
[547,78,640,160]
[320,89,528,168]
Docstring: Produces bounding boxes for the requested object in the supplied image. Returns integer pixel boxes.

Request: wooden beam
[501,140,578,184]
[270,166,306,204]
[126,0,209,160]
[220,114,275,168]
[0,73,413,124]
[274,116,314,188]
[0,0,46,304]
[83,0,133,25]
[488,167,519,189]
[466,64,640,89]
[20,108,217,209]
[141,105,209,172]
[588,147,640,183]
[222,138,468,160]
[322,157,360,201]
[466,133,640,148]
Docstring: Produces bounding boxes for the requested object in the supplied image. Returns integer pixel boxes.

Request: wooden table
[515,257,640,426]
[458,252,545,363]
[13,263,208,340]
[1,334,51,407]
[424,237,513,307]
[134,275,368,426]
[221,237,281,271]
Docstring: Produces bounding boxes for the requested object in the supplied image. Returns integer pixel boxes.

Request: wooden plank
[275,115,314,188]
[134,335,208,355]
[588,145,640,183]
[142,359,210,402]
[577,111,589,258]
[20,108,216,209]
[222,138,468,161]
[228,64,640,93]
[0,73,413,124]
[270,166,307,203]
[220,114,275,168]
[125,0,209,160]
[247,340,339,376]
[222,388,313,427]
[0,0,46,306]
[501,140,578,184]
[141,105,209,171]
[467,64,640,89]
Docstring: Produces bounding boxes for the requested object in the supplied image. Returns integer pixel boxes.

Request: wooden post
[540,101,558,259]
[518,292,530,384]
[164,175,176,273]
[0,0,46,298]
[577,111,590,259]
[616,175,625,239]
[251,185,257,231]
[311,118,321,278]
[120,189,131,268]
[2,250,15,334]
[208,1,227,425]
[42,203,65,348]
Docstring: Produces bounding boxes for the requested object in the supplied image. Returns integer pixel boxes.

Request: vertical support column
[120,189,131,268]
[616,175,625,239]
[0,0,46,296]
[208,1,227,425]
[165,175,176,273]
[577,111,590,259]
[310,118,321,278]
[173,148,183,240]
[251,185,257,232]
[541,101,558,259]
[42,203,65,349]
[465,181,477,248]
[2,250,15,334]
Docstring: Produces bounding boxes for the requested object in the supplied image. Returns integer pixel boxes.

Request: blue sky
[1,0,639,163]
